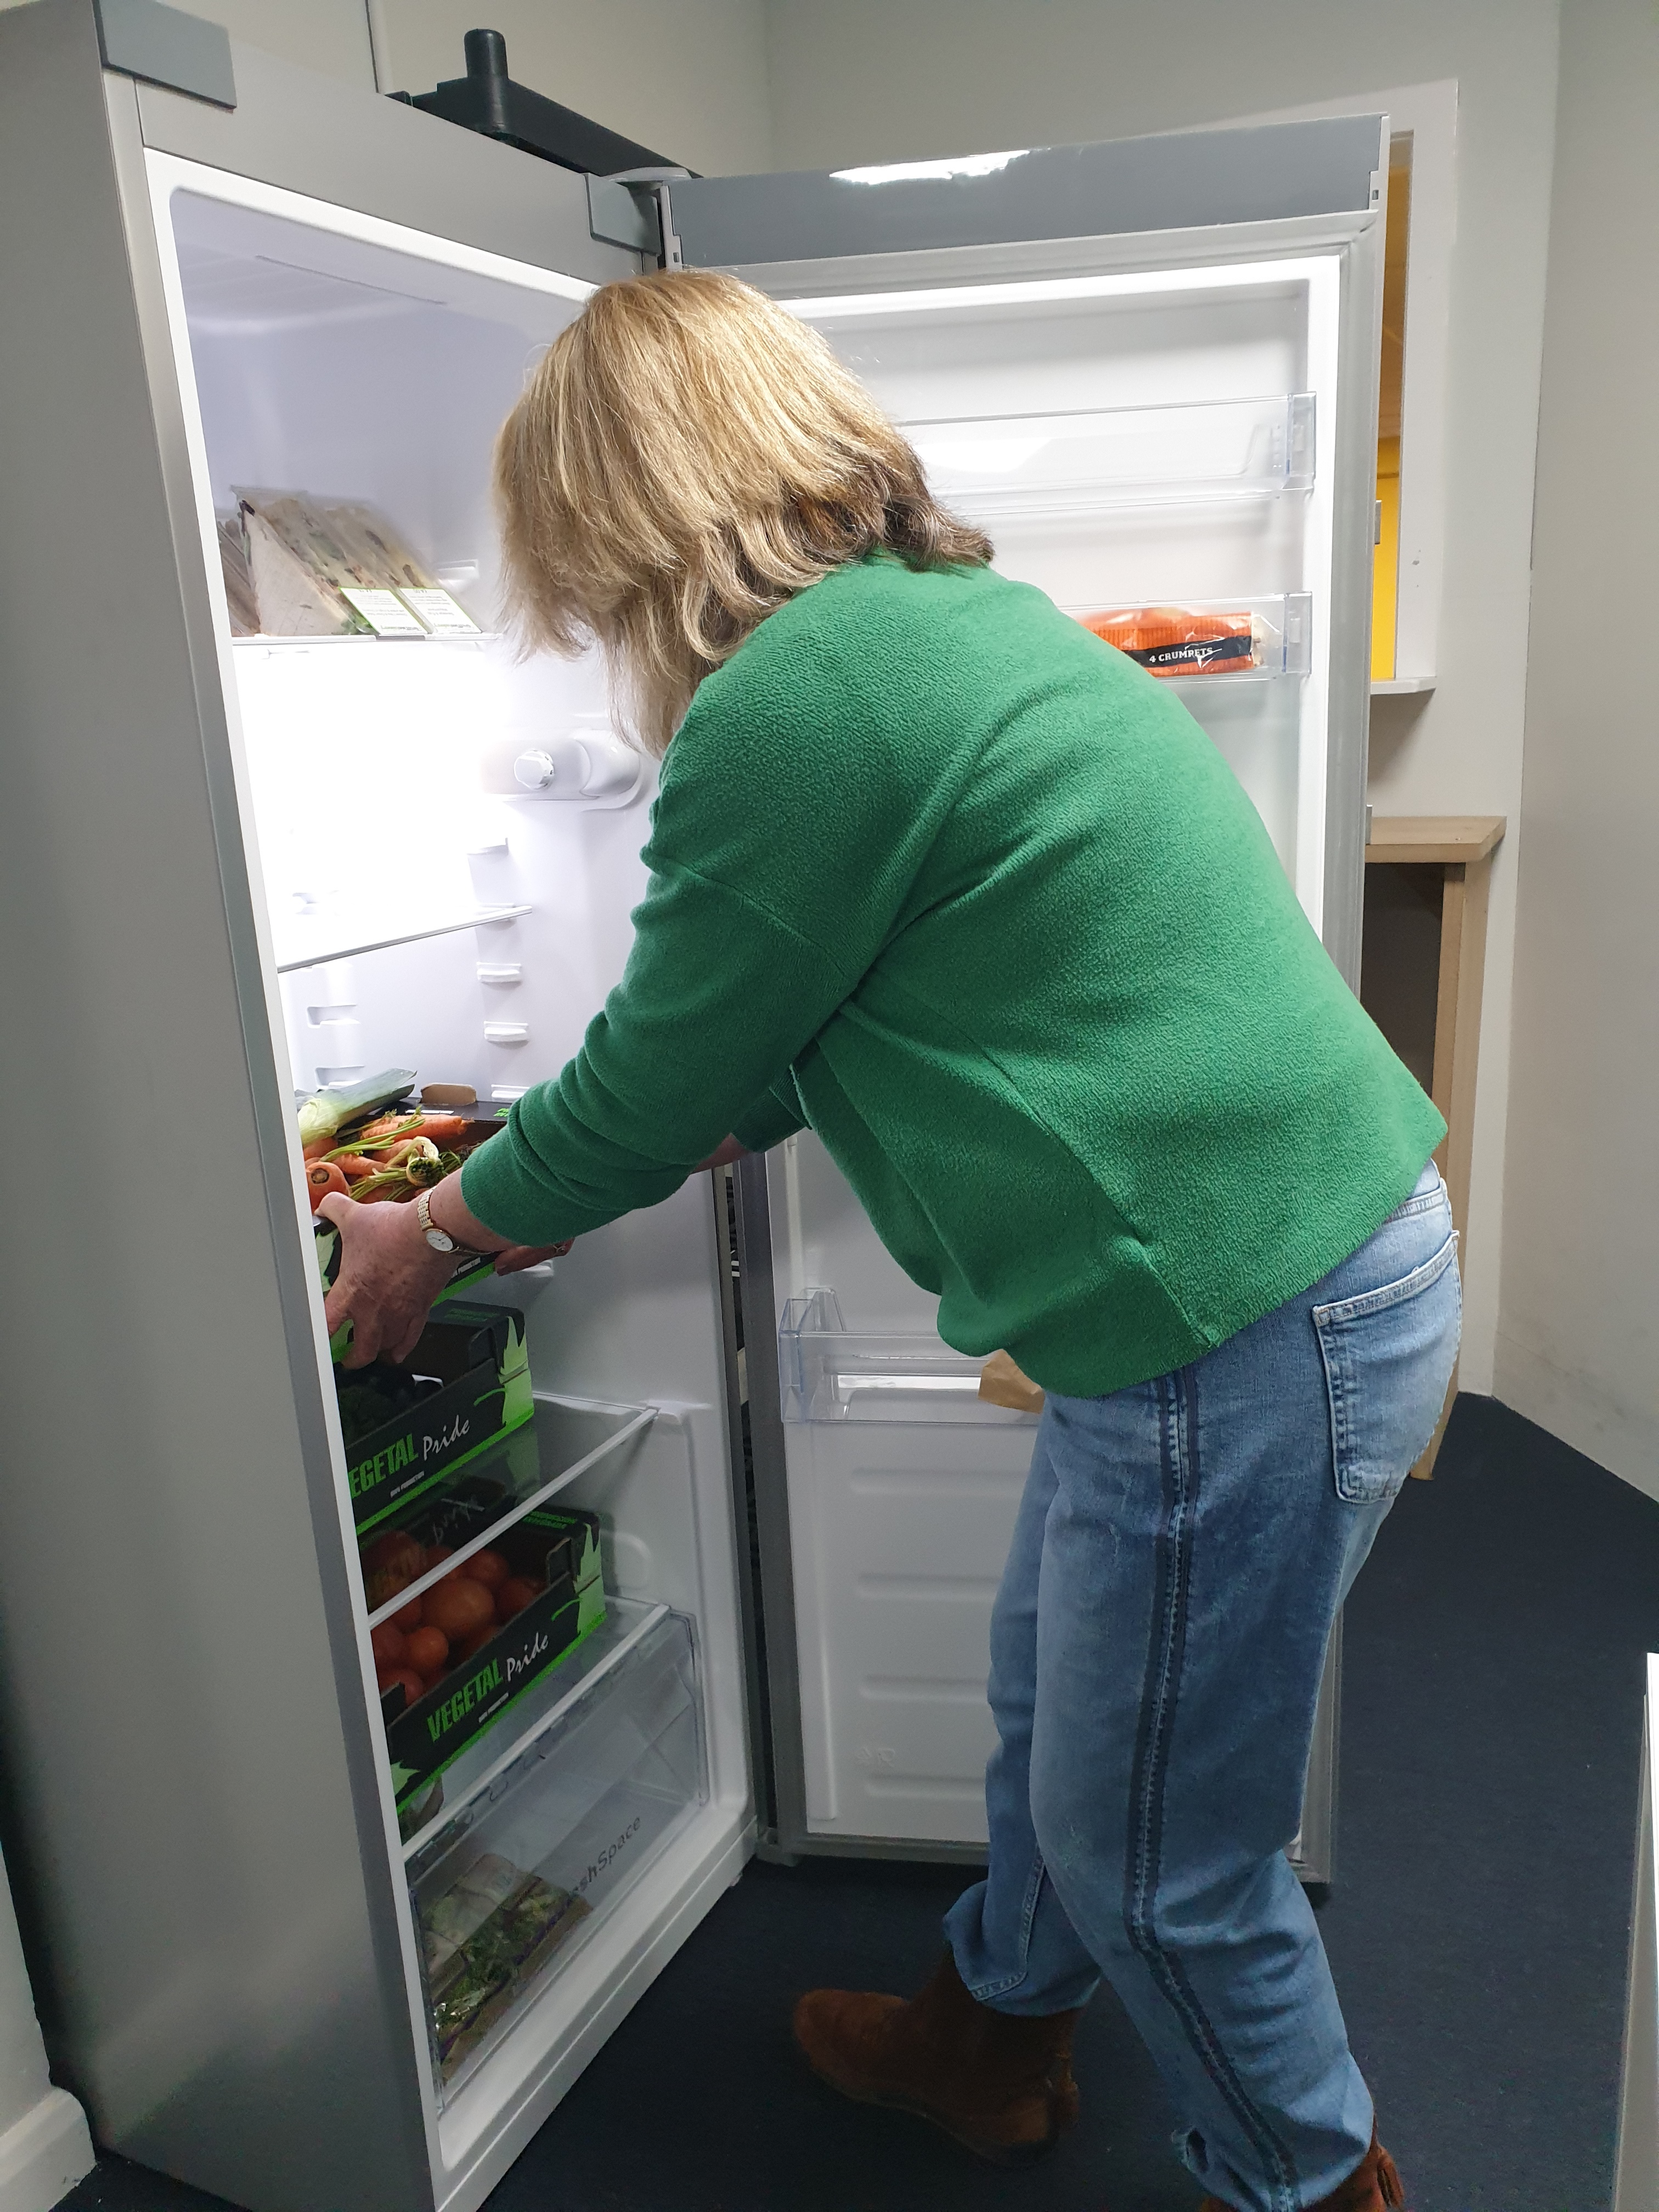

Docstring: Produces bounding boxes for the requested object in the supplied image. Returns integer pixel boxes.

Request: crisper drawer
[404,1602,706,2102]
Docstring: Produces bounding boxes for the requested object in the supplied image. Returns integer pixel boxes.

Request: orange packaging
[1081,606,1257,678]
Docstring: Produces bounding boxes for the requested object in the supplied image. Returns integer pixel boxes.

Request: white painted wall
[761,0,1564,1395]
[1494,0,1659,1496]
[0,0,775,177]
[0,1844,91,2212]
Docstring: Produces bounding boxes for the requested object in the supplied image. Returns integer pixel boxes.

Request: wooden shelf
[1364,814,1505,867]
[1359,813,1506,1475]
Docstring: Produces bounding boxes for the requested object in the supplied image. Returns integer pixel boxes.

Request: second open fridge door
[685,117,1386,1874]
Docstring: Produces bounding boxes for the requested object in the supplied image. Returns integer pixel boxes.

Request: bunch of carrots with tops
[303,1109,472,1215]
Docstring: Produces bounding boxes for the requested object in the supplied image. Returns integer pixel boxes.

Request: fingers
[339,1321,380,1369]
[493,1240,574,1275]
[388,1311,428,1364]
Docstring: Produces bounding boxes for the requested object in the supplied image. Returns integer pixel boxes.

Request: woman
[323,269,1454,2212]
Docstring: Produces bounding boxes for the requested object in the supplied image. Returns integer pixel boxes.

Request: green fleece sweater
[462,556,1444,1396]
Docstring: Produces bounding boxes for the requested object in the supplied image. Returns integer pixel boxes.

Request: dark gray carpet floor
[61,1395,1654,2210]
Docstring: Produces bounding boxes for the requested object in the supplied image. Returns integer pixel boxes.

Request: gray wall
[0,0,775,175]
[1494,0,1659,1494]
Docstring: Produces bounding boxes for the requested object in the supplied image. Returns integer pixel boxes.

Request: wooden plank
[1408,842,1497,1479]
[1365,814,1506,865]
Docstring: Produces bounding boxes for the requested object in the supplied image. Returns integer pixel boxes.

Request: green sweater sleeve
[732,1072,809,1154]
[460,624,917,1243]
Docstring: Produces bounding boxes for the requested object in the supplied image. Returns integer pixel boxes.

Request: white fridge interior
[759,259,1343,1848]
[150,156,753,2209]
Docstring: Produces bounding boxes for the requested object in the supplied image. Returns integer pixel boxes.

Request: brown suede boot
[1199,2129,1405,2211]
[791,1951,1082,2164]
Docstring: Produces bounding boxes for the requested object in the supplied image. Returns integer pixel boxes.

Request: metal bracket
[94,0,235,108]
[587,166,690,264]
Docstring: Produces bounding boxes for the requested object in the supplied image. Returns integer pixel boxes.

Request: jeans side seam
[968,1853,1049,2002]
[1123,1367,1301,2212]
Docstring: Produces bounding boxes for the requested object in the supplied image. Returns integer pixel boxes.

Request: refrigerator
[0,7,1385,2208]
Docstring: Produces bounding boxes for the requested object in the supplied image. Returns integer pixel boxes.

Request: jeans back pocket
[1313,1232,1462,1504]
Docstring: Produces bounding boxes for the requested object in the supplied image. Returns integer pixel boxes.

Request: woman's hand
[318,1169,577,1368]
[493,1239,574,1275]
[319,1192,459,1368]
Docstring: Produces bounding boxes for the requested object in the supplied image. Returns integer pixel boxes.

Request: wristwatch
[416,1188,462,1255]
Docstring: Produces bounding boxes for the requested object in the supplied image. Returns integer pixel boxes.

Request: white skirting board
[1616,1655,1659,2209]
[0,2090,93,2212]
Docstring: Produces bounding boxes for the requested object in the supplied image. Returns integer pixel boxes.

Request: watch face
[424,1228,455,1253]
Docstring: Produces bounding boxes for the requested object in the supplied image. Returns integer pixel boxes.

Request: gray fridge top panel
[673,116,1384,271]
[137,37,637,287]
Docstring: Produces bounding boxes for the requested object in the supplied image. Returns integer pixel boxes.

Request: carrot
[337,1154,378,1184]
[417,1114,467,1146]
[303,1135,336,1162]
[306,1159,351,1210]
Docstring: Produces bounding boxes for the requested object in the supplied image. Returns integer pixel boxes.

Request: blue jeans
[946,1161,1460,2210]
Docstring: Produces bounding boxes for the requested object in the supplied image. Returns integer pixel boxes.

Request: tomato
[426,1545,454,1567]
[404,1625,450,1678]
[390,1594,423,1633]
[462,1548,509,1592]
[425,1576,495,1640]
[376,1664,426,1712]
[361,1530,423,1611]
[455,1622,498,1662]
[495,1576,540,1622]
[369,1623,407,1669]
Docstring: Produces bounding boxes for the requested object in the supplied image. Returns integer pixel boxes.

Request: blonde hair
[493,268,992,755]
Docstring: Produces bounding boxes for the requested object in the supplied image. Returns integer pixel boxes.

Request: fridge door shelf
[779,1289,1039,1426]
[364,1393,656,1630]
[906,390,1314,524]
[407,1602,707,2103]
[1070,592,1314,685]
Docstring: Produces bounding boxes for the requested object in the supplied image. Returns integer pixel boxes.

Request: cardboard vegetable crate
[379,1507,605,1812]
[336,1303,531,1533]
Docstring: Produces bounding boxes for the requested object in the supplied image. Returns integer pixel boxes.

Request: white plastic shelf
[407,1604,706,2102]
[274,902,531,975]
[778,1288,1038,1427]
[906,391,1314,522]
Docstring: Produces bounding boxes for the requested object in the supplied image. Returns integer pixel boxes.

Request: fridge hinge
[94,0,235,108]
[588,168,689,268]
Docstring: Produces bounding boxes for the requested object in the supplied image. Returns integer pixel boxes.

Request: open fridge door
[663,120,1385,1874]
[147,154,760,2200]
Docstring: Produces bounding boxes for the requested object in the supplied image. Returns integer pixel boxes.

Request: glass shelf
[778,1288,1039,1426]
[232,633,501,650]
[273,902,530,975]
[397,1596,671,1859]
[406,1603,706,2102]
[364,1395,656,1630]
[906,392,1314,522]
